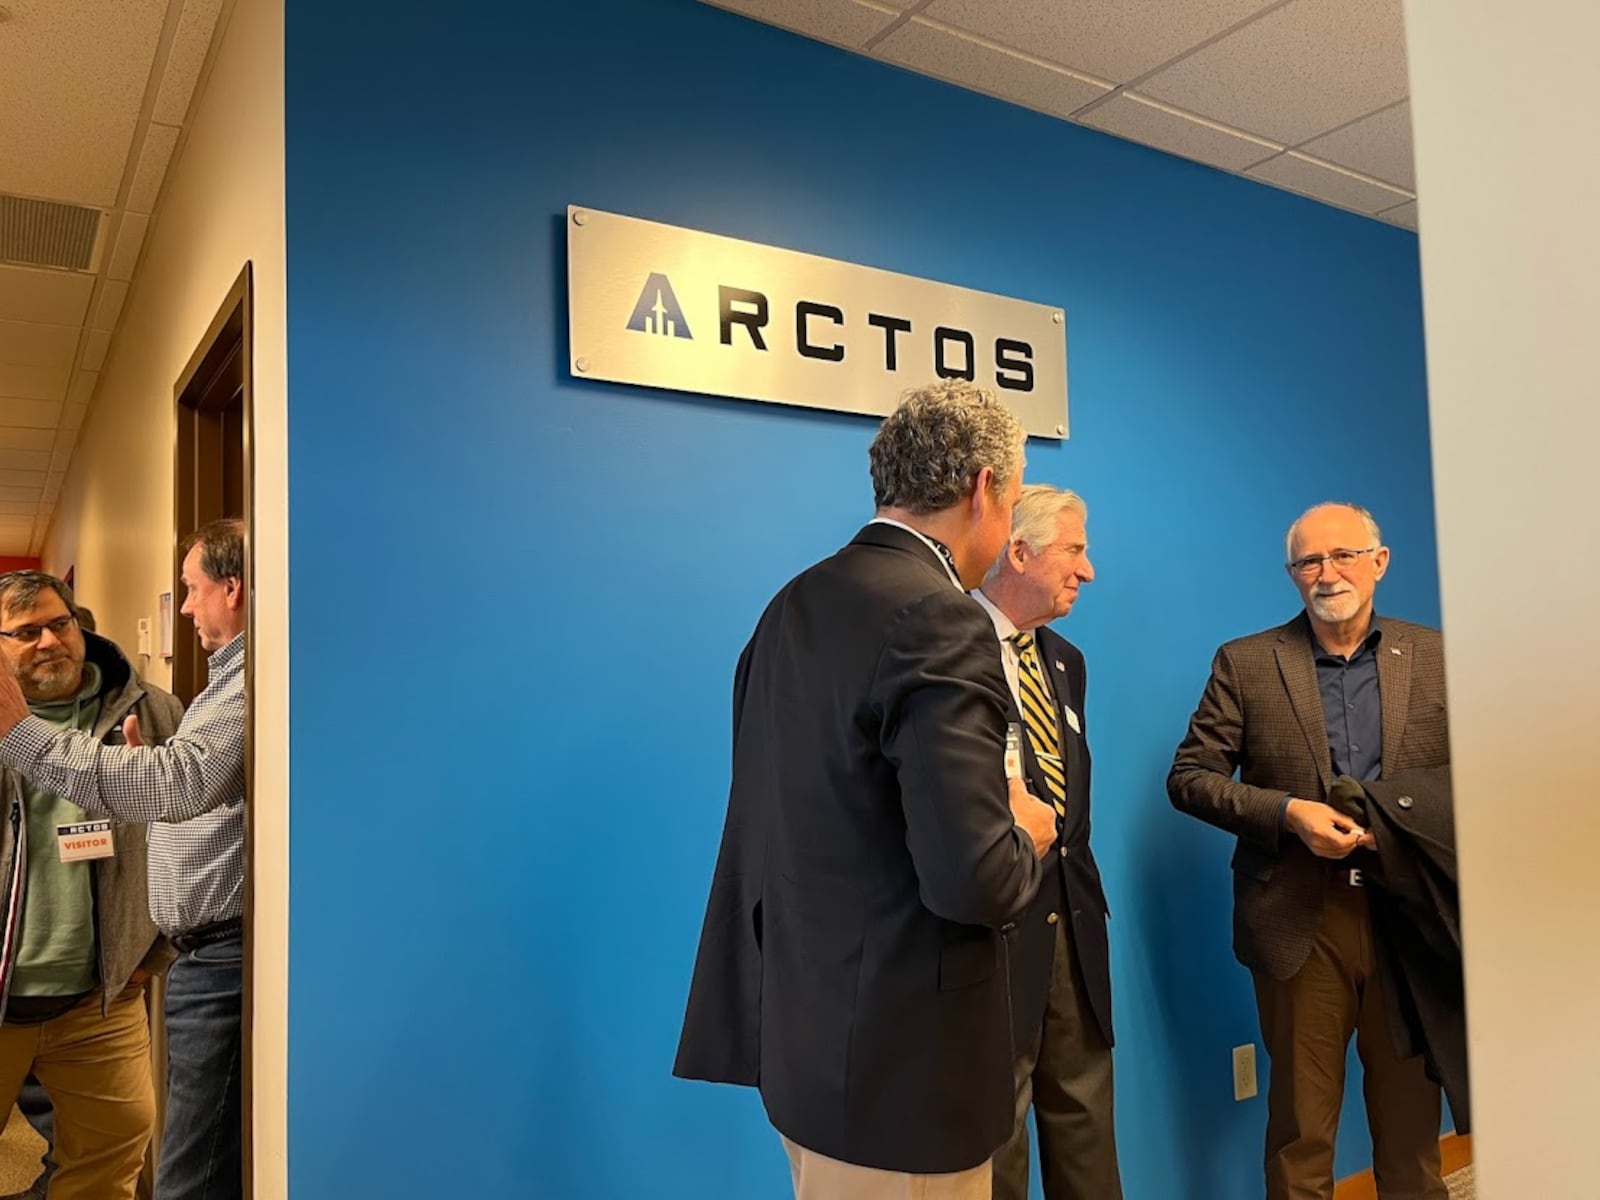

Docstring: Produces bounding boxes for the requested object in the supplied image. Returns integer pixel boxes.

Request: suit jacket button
[1059,845,1069,857]
[1046,912,1059,925]
[1397,795,1414,809]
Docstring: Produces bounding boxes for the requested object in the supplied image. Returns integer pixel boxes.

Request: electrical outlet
[1232,1043,1258,1101]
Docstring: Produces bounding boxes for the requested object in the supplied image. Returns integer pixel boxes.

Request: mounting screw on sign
[1052,311,1064,324]
[572,210,589,226]
[1055,424,1066,436]
[575,358,591,373]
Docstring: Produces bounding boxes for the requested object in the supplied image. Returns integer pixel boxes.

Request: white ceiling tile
[49,446,72,471]
[80,329,112,372]
[0,427,55,453]
[0,449,50,473]
[106,212,150,281]
[63,401,88,431]
[92,282,129,333]
[1299,100,1413,189]
[151,0,226,124]
[0,266,94,326]
[1139,0,1409,146]
[125,122,181,213]
[0,469,47,489]
[1079,92,1282,172]
[1247,150,1412,215]
[703,0,901,49]
[876,18,1112,121]
[1379,199,1417,230]
[0,365,70,403]
[0,321,79,371]
[920,0,1274,84]
[0,500,40,517]
[0,400,65,429]
[0,486,42,505]
[0,0,170,208]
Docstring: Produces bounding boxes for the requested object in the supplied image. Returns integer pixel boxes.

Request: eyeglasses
[1287,547,1378,578]
[0,614,78,645]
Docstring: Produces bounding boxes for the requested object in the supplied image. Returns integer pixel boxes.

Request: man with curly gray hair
[677,382,1058,1200]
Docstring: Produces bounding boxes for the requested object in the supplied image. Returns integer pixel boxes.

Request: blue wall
[285,2,1435,1196]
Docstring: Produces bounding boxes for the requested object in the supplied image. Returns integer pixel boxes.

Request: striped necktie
[1011,631,1066,818]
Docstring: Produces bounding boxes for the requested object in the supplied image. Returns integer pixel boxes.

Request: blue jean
[155,935,242,1200]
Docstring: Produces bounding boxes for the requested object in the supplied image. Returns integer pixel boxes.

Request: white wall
[41,0,287,1194]
[1405,3,1600,1195]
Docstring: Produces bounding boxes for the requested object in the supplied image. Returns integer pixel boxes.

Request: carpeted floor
[1447,1163,1476,1199]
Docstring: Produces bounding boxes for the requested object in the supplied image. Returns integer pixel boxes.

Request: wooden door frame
[170,262,255,1198]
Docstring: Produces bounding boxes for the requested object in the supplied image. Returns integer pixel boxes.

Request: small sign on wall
[567,206,1069,439]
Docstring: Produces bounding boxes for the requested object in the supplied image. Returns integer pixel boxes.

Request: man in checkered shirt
[0,518,249,1200]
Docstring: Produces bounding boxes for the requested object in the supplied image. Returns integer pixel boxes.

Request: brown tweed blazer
[1167,611,1451,980]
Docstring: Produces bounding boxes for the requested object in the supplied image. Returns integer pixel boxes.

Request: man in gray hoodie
[0,571,180,1200]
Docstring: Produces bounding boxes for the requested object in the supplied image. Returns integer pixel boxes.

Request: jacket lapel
[1377,626,1412,778]
[1275,619,1334,791]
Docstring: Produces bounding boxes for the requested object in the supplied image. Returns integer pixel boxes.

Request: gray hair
[985,484,1086,580]
[183,518,246,584]
[0,570,77,619]
[869,381,1025,513]
[1285,502,1384,560]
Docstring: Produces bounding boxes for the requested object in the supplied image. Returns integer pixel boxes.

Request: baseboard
[1333,1133,1472,1199]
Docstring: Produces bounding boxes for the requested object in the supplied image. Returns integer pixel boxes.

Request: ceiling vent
[0,193,103,271]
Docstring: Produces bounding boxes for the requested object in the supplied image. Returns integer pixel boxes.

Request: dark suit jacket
[1002,624,1114,1049]
[1333,769,1470,1131]
[1166,613,1451,980]
[674,523,1044,1174]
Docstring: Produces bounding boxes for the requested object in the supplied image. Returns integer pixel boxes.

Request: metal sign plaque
[567,206,1068,438]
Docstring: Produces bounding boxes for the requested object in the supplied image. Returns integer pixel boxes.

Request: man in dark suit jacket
[1168,503,1451,1200]
[675,383,1059,1200]
[973,485,1121,1200]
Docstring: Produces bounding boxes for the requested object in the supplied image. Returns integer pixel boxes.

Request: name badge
[57,821,115,863]
[1062,705,1082,735]
[1004,724,1024,780]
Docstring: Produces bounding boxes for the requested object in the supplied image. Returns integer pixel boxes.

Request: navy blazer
[1005,623,1114,1049]
[674,524,1043,1174]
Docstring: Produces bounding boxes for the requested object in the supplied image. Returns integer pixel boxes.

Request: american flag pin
[1390,648,1402,655]
[1054,660,1065,670]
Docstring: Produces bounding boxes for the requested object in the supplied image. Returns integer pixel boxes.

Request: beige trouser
[781,1134,992,1200]
[0,986,156,1200]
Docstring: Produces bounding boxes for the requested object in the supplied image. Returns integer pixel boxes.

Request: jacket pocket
[938,929,998,991]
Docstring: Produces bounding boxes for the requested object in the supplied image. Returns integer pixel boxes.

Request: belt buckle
[1348,868,1364,888]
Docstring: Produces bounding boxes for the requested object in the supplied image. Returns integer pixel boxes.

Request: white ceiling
[702,0,1418,229]
[0,0,228,556]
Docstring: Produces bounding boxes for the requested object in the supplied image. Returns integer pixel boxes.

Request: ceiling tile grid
[697,0,1420,240]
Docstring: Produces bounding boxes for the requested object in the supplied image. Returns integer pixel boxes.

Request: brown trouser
[1253,878,1446,1200]
[0,986,155,1200]
[993,916,1122,1200]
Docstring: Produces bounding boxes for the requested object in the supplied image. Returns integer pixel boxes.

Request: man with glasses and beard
[1168,502,1452,1200]
[0,520,248,1200]
[0,571,180,1200]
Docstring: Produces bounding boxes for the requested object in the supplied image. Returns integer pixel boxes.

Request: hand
[1286,798,1367,859]
[122,714,144,747]
[0,667,28,739]
[1008,777,1058,859]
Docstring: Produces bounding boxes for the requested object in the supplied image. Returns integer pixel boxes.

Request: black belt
[170,917,242,952]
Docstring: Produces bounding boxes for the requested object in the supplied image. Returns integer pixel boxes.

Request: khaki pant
[1253,880,1446,1200]
[781,1134,992,1200]
[0,987,155,1200]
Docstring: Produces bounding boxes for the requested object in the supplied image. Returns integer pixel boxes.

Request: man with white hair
[973,485,1121,1200]
[1168,502,1451,1200]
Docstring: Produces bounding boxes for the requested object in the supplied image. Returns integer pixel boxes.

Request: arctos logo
[624,274,1036,392]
